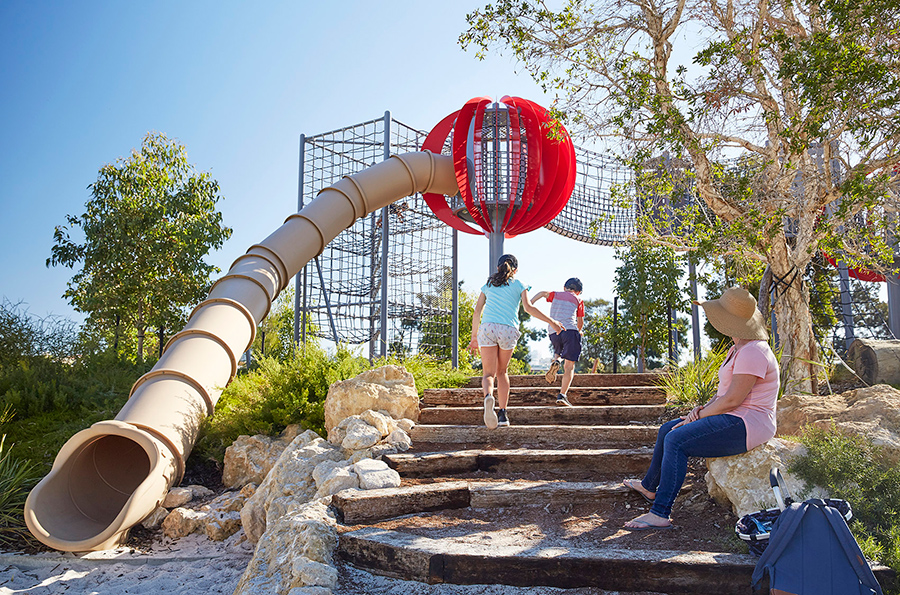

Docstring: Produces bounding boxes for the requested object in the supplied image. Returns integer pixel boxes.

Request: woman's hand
[673,405,703,428]
[468,337,479,354]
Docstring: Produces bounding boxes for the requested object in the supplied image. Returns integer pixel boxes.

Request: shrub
[656,343,729,408]
[789,425,900,574]
[0,407,37,548]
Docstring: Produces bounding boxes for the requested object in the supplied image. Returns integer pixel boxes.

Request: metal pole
[667,303,674,363]
[379,111,391,357]
[612,296,618,374]
[294,134,306,346]
[837,260,856,350]
[689,258,701,359]
[452,229,459,368]
[889,268,900,339]
[315,257,340,344]
[488,231,504,277]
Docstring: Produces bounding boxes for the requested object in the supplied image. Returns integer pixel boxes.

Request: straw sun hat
[696,287,769,341]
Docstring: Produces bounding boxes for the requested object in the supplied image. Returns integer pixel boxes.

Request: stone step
[418,404,665,426]
[338,527,761,594]
[463,372,663,388]
[383,447,653,477]
[332,480,637,525]
[423,386,666,407]
[409,424,658,448]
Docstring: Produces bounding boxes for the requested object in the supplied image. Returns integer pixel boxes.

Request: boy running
[531,278,584,406]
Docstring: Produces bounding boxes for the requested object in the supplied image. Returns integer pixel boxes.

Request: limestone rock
[162,507,206,539]
[285,588,332,595]
[341,421,382,450]
[163,487,193,508]
[353,458,401,490]
[346,444,398,464]
[360,410,396,437]
[141,506,168,530]
[323,365,419,433]
[777,385,900,463]
[185,484,214,499]
[205,510,243,541]
[223,424,303,488]
[314,461,359,498]
[705,438,822,518]
[396,418,415,432]
[233,500,338,595]
[386,428,412,451]
[292,556,338,589]
[240,431,343,543]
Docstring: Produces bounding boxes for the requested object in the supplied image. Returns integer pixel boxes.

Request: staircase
[329,373,893,593]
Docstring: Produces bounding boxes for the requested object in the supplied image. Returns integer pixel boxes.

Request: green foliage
[0,407,37,548]
[47,132,233,363]
[790,425,900,572]
[580,297,614,372]
[657,344,729,409]
[252,287,299,361]
[611,238,689,370]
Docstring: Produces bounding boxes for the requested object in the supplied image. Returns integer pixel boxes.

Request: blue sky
[0,1,631,359]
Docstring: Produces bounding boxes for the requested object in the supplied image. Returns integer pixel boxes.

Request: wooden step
[462,372,663,388]
[338,527,761,594]
[383,448,653,477]
[332,480,638,525]
[409,424,658,448]
[418,404,665,426]
[423,386,666,407]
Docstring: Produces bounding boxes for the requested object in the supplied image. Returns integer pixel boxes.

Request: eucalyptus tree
[48,132,232,363]
[462,0,900,392]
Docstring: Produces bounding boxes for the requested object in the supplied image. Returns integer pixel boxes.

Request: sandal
[623,479,655,504]
[625,517,673,531]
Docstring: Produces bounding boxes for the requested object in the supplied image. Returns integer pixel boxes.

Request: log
[847,338,900,385]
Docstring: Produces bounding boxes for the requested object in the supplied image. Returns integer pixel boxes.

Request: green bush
[789,425,900,576]
[0,407,37,548]
[656,344,729,408]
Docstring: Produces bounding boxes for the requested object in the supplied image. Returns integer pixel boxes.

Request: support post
[837,260,855,351]
[689,258,701,360]
[667,304,674,363]
[452,229,459,368]
[889,265,900,340]
[379,111,391,357]
[294,134,306,346]
[612,296,618,374]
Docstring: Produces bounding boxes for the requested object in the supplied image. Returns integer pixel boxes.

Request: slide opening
[35,435,151,542]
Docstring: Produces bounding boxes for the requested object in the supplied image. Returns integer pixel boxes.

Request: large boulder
[705,438,825,518]
[323,365,419,432]
[223,425,304,488]
[777,385,900,464]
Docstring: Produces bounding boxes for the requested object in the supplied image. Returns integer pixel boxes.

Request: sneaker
[545,359,560,383]
[497,408,510,426]
[483,396,498,429]
[556,394,573,407]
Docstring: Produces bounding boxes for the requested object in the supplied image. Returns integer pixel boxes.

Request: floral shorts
[477,323,521,351]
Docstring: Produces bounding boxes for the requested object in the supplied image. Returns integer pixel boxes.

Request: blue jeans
[641,414,747,519]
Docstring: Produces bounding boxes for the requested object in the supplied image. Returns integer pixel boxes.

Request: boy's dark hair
[564,277,583,292]
[488,254,518,287]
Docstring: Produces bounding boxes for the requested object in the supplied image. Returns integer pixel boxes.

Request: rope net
[299,117,455,358]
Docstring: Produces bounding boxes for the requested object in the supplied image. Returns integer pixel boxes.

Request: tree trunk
[769,253,819,395]
[847,338,900,385]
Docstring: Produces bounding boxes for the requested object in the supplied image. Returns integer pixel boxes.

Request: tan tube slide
[24,151,459,551]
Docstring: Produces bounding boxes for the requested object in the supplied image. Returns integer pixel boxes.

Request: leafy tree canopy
[48,132,232,362]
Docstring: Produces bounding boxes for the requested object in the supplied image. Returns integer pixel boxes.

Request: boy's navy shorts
[549,329,582,362]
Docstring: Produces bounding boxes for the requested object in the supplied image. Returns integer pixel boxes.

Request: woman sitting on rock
[623,287,780,530]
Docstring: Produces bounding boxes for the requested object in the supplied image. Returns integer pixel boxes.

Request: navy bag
[751,499,883,595]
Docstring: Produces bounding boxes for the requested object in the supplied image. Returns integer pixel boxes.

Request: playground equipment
[24,150,460,551]
[421,96,577,269]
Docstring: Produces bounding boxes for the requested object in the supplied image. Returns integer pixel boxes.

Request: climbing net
[298,116,455,359]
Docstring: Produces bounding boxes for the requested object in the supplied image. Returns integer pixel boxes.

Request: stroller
[735,468,852,556]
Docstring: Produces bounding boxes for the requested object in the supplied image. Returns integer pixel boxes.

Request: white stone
[396,418,415,432]
[286,588,332,595]
[292,556,339,589]
[323,365,419,433]
[353,458,401,490]
[223,425,307,489]
[240,432,343,543]
[185,484,214,499]
[360,409,396,437]
[346,444,397,464]
[205,510,243,541]
[341,422,382,451]
[705,438,826,517]
[140,506,168,530]
[161,507,206,538]
[386,428,412,451]
[162,487,193,508]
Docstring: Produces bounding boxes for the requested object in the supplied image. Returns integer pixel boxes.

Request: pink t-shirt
[713,340,780,450]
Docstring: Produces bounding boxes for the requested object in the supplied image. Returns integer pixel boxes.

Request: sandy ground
[0,531,658,595]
